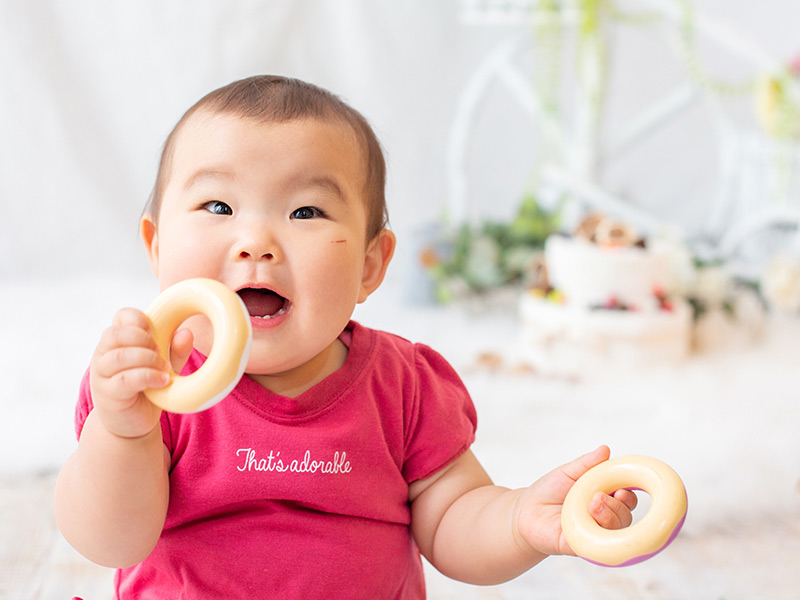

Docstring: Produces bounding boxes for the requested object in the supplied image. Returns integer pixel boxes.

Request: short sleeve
[402,344,477,483]
[75,368,94,440]
[73,367,174,452]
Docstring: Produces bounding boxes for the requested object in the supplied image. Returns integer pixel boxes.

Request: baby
[55,75,636,599]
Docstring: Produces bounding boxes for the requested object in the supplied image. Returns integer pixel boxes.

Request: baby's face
[143,111,383,380]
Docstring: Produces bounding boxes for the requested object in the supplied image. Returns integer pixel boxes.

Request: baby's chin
[243,337,348,391]
[244,354,298,378]
[243,346,315,378]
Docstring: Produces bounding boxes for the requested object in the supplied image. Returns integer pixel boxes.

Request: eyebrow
[293,174,346,202]
[182,168,348,203]
[183,168,235,191]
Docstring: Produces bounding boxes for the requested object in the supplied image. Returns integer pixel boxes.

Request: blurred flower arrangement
[683,261,766,350]
[525,213,767,337]
[658,231,800,336]
[521,211,772,350]
[755,54,800,141]
[419,195,560,303]
[760,253,800,313]
[420,193,800,353]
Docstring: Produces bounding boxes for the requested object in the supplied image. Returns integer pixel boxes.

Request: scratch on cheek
[331,239,347,244]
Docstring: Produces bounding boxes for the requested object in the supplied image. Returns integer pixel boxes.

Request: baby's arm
[54,308,191,568]
[409,445,636,585]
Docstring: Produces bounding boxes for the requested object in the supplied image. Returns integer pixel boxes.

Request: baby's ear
[140,214,160,277]
[358,229,396,303]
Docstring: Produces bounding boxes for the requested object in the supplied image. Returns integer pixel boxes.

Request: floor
[3,472,798,600]
[1,474,114,600]
[3,280,800,598]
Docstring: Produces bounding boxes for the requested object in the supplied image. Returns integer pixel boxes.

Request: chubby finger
[90,364,170,407]
[107,367,170,396]
[94,345,168,379]
[111,307,154,330]
[168,328,194,373]
[96,318,158,358]
[612,488,639,512]
[92,331,170,404]
[589,492,634,529]
[560,445,611,484]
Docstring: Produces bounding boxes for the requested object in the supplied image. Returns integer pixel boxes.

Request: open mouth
[237,288,290,320]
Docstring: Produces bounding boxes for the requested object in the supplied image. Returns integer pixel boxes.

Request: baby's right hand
[89,308,191,439]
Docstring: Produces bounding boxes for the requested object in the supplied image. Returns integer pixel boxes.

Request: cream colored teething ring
[561,456,687,567]
[144,278,252,414]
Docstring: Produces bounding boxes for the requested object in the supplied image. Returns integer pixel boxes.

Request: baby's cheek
[319,254,363,302]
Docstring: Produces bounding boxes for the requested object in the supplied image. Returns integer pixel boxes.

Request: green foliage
[423,196,560,303]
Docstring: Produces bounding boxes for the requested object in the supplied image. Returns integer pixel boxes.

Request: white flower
[464,235,504,288]
[692,265,733,308]
[733,287,766,338]
[649,232,696,297]
[761,254,800,313]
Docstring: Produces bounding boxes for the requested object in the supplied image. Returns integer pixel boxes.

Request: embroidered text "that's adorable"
[236,448,352,475]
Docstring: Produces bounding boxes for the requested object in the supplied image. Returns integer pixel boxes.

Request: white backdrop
[1,0,799,475]
[2,0,798,283]
[1,0,509,282]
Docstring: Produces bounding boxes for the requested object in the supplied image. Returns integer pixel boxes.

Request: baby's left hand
[514,446,638,557]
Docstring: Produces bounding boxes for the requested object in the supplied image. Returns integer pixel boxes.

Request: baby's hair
[145,75,388,239]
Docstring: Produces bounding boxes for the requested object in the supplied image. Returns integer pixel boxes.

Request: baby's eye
[291,206,325,220]
[202,201,233,216]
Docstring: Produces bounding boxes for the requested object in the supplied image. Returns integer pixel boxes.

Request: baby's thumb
[169,328,195,373]
[562,445,611,483]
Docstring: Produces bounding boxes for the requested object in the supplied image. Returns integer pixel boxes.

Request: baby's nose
[239,248,274,260]
[234,227,281,262]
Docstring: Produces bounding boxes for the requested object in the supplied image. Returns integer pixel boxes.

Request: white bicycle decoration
[447,0,800,278]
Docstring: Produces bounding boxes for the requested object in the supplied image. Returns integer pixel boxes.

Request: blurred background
[2,1,800,598]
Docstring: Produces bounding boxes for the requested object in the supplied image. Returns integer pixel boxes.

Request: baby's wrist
[92,404,162,442]
[510,491,544,558]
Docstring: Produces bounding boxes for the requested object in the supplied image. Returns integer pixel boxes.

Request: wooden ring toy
[561,455,687,567]
[144,278,252,413]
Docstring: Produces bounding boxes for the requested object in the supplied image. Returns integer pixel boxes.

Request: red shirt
[75,321,477,599]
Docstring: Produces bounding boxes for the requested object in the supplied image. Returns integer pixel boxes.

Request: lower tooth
[255,307,285,320]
